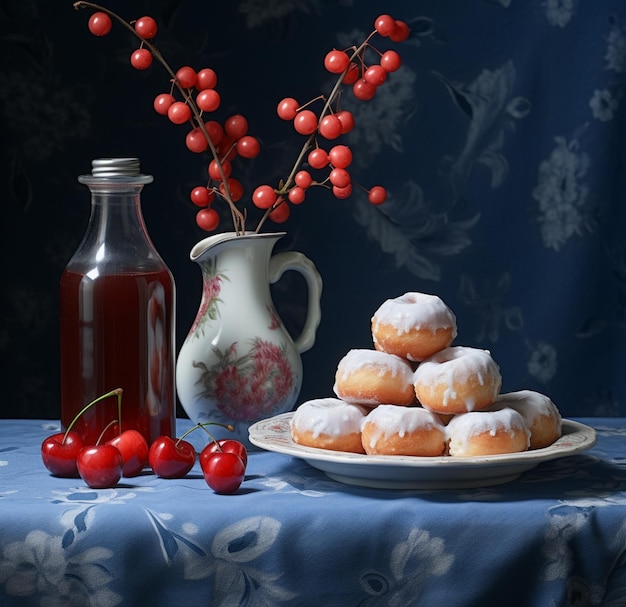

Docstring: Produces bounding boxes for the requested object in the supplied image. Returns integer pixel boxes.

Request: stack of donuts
[290,292,562,457]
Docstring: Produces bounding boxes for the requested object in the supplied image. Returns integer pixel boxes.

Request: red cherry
[224,114,248,139]
[288,187,306,204]
[185,127,209,153]
[277,97,299,120]
[293,110,318,135]
[342,62,360,85]
[236,135,260,159]
[153,93,174,116]
[134,16,158,39]
[219,177,244,202]
[329,167,351,188]
[148,436,196,479]
[353,78,377,101]
[204,120,224,146]
[77,445,123,489]
[202,452,246,494]
[380,50,402,72]
[319,114,342,140]
[252,185,277,209]
[196,208,220,231]
[324,49,350,74]
[333,183,353,199]
[130,48,153,70]
[329,145,352,169]
[190,186,214,207]
[336,110,355,134]
[364,65,387,87]
[390,20,410,43]
[200,439,248,470]
[307,148,329,169]
[375,14,396,37]
[41,431,84,478]
[168,101,191,124]
[295,170,313,189]
[208,159,231,181]
[196,68,218,90]
[88,12,112,36]
[176,66,197,89]
[269,199,290,223]
[196,89,221,112]
[368,185,387,205]
[107,429,149,477]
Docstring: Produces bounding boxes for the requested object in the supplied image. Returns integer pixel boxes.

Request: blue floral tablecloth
[1,418,625,607]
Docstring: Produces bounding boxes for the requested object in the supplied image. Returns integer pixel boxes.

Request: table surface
[1,418,625,607]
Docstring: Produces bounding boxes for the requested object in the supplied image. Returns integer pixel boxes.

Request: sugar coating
[372,292,457,336]
[413,346,501,410]
[335,349,414,381]
[290,398,367,438]
[446,408,530,454]
[492,390,562,429]
[362,405,444,447]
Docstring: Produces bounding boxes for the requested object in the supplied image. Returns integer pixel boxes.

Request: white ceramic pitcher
[176,231,322,446]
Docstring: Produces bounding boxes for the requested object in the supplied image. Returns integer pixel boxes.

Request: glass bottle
[60,158,176,445]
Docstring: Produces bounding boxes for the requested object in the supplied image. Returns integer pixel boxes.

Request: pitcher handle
[269,252,323,353]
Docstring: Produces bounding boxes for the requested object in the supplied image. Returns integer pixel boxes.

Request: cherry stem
[175,422,235,448]
[73,1,246,234]
[96,419,119,446]
[63,388,123,444]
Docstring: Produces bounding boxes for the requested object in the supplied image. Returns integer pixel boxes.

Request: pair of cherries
[148,434,247,494]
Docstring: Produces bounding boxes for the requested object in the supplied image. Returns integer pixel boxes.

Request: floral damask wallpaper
[2,0,626,420]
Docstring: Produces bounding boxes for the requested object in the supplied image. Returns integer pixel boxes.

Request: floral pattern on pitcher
[192,339,296,421]
[188,260,226,339]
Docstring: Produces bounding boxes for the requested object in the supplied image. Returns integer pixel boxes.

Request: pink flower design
[193,338,296,421]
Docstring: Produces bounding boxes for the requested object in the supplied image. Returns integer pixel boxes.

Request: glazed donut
[371,292,457,362]
[290,398,368,453]
[491,390,562,449]
[413,346,502,414]
[333,349,416,406]
[446,408,530,457]
[361,405,446,456]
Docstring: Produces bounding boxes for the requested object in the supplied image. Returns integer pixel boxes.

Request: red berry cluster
[76,2,410,233]
[41,389,247,494]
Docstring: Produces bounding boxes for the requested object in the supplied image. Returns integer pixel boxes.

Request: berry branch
[73,3,410,234]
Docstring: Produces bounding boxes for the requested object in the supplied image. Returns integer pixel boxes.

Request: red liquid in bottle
[60,268,175,445]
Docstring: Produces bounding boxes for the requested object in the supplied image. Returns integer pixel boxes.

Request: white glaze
[290,398,367,438]
[371,292,457,336]
[492,390,562,432]
[446,408,530,455]
[413,346,501,410]
[335,349,414,381]
[362,405,444,448]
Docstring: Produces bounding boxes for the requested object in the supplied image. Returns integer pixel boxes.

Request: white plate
[248,414,597,490]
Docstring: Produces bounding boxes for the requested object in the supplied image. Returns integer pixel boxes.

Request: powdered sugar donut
[290,398,368,453]
[361,405,446,456]
[333,349,416,406]
[446,408,530,457]
[491,390,562,449]
[413,346,502,414]
[371,292,457,362]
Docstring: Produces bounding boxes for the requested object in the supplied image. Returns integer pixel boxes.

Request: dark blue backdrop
[2,0,626,419]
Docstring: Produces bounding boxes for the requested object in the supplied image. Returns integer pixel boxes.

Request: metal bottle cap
[91,158,142,177]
